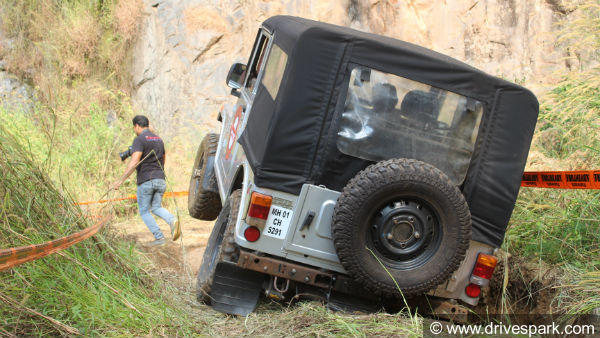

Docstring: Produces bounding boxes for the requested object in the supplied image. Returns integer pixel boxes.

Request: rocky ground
[0,60,35,115]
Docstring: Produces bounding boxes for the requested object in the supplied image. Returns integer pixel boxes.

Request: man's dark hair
[132,115,149,128]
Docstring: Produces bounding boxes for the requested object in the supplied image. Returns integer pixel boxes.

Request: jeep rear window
[337,67,483,184]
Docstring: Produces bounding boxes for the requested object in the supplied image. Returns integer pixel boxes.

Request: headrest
[372,83,398,113]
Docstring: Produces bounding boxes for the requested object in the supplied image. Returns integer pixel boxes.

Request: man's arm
[111,151,142,190]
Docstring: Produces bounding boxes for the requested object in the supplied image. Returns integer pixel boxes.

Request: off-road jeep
[188,16,539,316]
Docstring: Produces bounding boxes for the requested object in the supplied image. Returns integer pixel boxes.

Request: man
[111,115,181,246]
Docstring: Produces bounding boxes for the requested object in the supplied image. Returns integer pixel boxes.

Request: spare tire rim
[369,197,442,270]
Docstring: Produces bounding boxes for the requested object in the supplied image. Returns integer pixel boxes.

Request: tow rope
[0,216,110,272]
[76,191,189,205]
[1,191,189,272]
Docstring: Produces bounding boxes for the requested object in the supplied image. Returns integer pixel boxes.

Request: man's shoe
[147,238,166,246]
[170,219,181,241]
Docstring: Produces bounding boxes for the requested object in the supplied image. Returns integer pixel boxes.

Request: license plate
[264,205,293,239]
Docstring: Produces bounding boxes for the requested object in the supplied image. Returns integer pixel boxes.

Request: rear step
[210,262,264,316]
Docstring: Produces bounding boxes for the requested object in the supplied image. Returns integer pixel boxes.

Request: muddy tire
[332,158,471,298]
[188,133,221,220]
[197,190,241,303]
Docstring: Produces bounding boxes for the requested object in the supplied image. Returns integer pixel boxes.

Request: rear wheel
[332,158,471,298]
[197,190,240,303]
[188,133,221,220]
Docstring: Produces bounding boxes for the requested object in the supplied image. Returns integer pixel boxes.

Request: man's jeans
[137,178,174,240]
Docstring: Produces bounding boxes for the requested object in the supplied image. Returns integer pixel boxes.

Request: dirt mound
[480,251,562,315]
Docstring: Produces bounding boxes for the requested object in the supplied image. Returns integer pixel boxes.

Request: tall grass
[0,1,202,335]
[0,125,203,336]
[505,0,600,315]
[0,105,135,202]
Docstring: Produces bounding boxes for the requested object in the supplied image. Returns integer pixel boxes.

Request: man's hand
[112,151,142,192]
[110,181,122,191]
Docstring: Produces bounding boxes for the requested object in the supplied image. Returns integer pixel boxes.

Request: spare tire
[332,158,471,298]
[188,133,221,220]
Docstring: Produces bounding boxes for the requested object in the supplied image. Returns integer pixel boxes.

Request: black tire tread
[188,133,221,220]
[197,190,241,303]
[332,158,471,298]
[219,190,241,263]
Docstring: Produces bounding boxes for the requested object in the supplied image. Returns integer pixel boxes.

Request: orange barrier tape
[0,216,111,272]
[76,190,189,205]
[522,170,600,189]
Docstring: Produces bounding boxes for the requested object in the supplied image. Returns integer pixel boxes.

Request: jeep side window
[261,44,288,100]
[245,32,270,94]
[337,67,483,184]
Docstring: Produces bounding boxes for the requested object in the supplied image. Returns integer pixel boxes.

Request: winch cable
[2,166,599,272]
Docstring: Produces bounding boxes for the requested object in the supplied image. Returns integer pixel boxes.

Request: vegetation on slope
[0,0,142,200]
[0,125,203,336]
[505,0,600,316]
[0,1,199,335]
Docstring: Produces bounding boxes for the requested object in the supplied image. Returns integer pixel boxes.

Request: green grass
[0,125,202,336]
[503,0,600,316]
[508,189,600,269]
[0,105,135,201]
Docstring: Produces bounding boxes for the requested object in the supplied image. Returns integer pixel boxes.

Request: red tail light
[465,283,481,298]
[472,253,498,280]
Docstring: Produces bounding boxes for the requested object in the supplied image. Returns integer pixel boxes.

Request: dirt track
[112,213,213,286]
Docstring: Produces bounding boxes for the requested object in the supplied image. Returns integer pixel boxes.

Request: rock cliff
[131,0,579,138]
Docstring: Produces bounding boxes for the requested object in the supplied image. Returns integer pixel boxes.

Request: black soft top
[239,16,539,247]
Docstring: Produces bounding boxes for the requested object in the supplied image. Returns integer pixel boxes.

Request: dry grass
[557,1,600,69]
[0,0,142,111]
[56,6,101,77]
[114,0,143,43]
